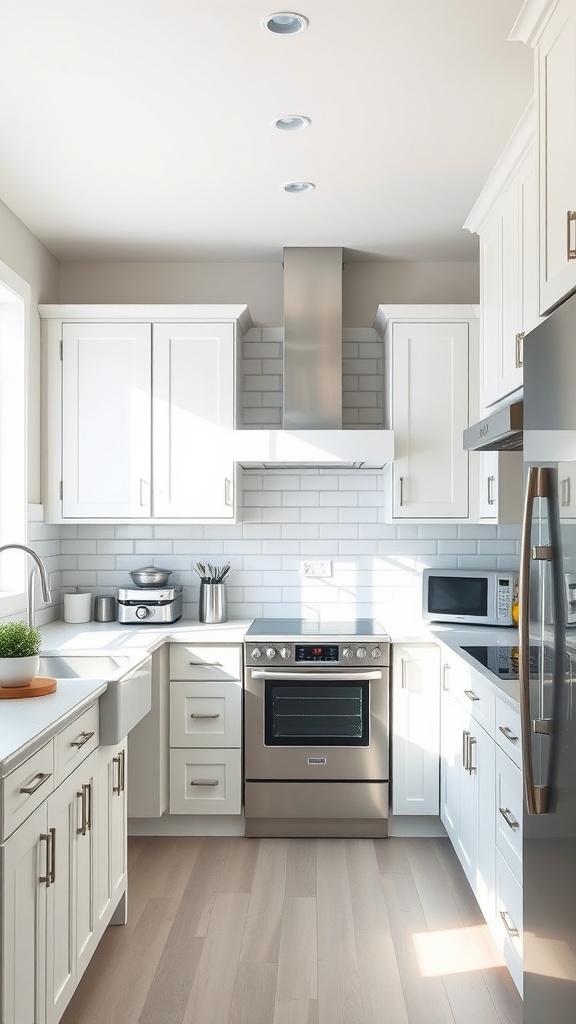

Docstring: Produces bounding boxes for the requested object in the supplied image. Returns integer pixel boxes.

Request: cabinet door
[46,752,98,1024]
[1,803,48,1024]
[538,0,576,314]
[479,211,502,407]
[440,683,460,844]
[461,719,495,922]
[558,462,576,519]
[152,322,236,518]
[392,321,469,518]
[61,323,152,517]
[477,451,524,523]
[95,741,127,932]
[391,643,440,815]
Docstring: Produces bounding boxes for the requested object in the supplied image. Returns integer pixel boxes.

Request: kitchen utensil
[129,566,173,588]
[199,582,227,623]
[94,595,117,622]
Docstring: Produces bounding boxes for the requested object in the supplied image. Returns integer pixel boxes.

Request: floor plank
[183,892,249,1024]
[228,963,278,1024]
[273,896,317,1024]
[316,839,364,1024]
[239,838,287,963]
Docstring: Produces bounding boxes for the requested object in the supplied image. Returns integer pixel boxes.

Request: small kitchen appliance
[244,618,390,838]
[117,585,182,623]
[422,568,519,626]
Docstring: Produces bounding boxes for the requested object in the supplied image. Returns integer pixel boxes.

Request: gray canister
[94,594,117,622]
[199,582,227,623]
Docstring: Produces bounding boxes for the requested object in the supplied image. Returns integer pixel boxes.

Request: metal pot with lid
[129,566,173,588]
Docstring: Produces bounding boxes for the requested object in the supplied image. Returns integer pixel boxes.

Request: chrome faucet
[0,543,51,627]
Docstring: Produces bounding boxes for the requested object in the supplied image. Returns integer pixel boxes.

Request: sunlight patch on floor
[412,924,505,976]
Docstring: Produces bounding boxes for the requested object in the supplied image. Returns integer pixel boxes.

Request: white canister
[63,588,92,623]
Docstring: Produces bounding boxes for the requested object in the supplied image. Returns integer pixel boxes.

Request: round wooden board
[0,676,57,698]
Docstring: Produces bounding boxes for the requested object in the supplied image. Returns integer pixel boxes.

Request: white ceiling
[0,1,532,263]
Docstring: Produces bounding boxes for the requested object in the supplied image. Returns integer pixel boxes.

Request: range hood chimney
[233,246,394,468]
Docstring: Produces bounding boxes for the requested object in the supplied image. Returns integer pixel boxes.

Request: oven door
[244,667,389,781]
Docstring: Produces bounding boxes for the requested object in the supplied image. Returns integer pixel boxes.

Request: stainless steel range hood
[233,247,394,469]
[463,400,523,452]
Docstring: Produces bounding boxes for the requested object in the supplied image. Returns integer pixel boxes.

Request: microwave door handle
[520,467,551,815]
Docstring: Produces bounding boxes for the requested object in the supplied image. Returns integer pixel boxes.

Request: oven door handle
[248,669,384,682]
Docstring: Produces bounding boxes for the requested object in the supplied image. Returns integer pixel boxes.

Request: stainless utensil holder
[199,582,227,623]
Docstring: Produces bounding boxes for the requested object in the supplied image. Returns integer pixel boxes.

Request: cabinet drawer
[2,740,55,840]
[170,680,241,747]
[169,748,241,814]
[496,849,523,995]
[495,696,521,768]
[170,643,242,682]
[55,703,99,785]
[442,648,495,735]
[495,747,522,884]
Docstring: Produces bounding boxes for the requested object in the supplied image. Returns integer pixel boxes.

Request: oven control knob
[135,605,151,620]
[251,647,262,660]
[280,646,291,660]
[356,646,367,659]
[342,647,354,660]
[371,647,382,659]
[265,647,277,660]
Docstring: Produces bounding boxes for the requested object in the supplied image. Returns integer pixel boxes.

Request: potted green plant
[0,620,42,687]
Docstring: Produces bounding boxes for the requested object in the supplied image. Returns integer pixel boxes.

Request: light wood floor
[61,836,522,1024]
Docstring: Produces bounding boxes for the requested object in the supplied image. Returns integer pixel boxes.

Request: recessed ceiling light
[262,12,309,35]
[281,181,315,194]
[273,115,311,131]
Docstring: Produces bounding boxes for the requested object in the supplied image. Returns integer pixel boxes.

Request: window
[0,259,29,615]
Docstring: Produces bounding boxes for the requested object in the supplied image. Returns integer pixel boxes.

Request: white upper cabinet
[376,305,477,522]
[41,305,249,523]
[465,102,539,409]
[511,0,576,315]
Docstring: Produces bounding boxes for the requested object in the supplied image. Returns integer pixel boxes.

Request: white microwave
[422,568,519,627]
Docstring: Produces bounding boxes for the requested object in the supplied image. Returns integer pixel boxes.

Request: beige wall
[59,259,479,327]
[0,200,59,502]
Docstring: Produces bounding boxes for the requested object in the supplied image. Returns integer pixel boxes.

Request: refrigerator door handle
[519,466,550,815]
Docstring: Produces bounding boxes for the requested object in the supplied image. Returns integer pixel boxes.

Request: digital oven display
[295,644,339,663]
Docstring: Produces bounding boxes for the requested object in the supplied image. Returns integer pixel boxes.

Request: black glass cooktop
[461,644,554,680]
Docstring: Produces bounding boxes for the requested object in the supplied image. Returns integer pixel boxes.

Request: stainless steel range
[243,618,390,838]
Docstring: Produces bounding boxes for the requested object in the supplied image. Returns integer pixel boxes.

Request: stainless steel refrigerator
[521,290,576,1022]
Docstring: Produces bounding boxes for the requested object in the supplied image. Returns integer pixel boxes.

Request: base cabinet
[391,643,440,815]
[1,712,128,1024]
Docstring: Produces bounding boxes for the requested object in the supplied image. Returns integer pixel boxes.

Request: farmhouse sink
[38,653,152,744]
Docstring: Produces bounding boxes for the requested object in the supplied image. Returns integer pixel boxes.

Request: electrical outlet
[301,560,332,577]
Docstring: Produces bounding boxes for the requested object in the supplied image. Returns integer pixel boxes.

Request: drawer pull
[499,806,520,831]
[190,712,220,719]
[567,210,576,260]
[20,771,52,796]
[190,779,219,787]
[464,690,480,702]
[71,730,95,749]
[190,661,222,668]
[500,910,520,938]
[498,724,519,743]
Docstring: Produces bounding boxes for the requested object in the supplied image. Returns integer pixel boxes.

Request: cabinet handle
[20,771,52,796]
[561,477,571,508]
[499,806,520,831]
[399,476,405,507]
[71,730,95,750]
[468,736,477,774]
[400,658,407,689]
[487,475,496,506]
[498,724,519,743]
[567,211,576,260]
[77,786,88,835]
[500,910,520,938]
[85,782,92,830]
[442,663,450,691]
[139,478,147,507]
[190,779,219,787]
[49,827,56,883]
[189,661,223,667]
[121,749,125,793]
[515,332,524,369]
[224,477,233,506]
[190,712,220,719]
[462,730,470,770]
[113,754,122,795]
[40,831,52,887]
[464,690,480,702]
